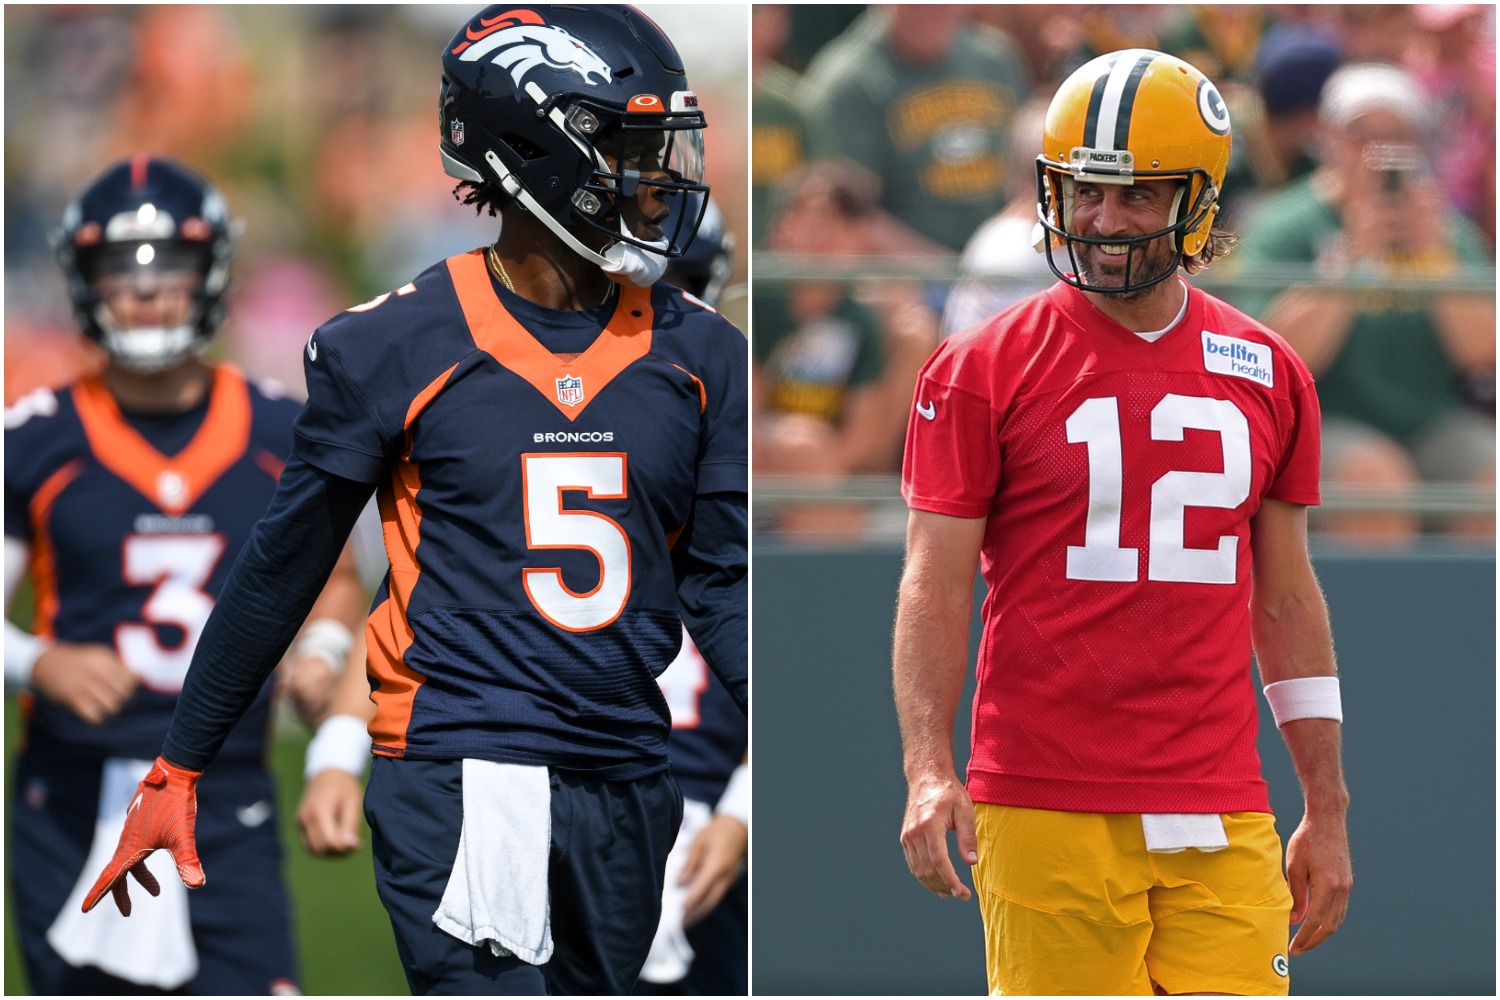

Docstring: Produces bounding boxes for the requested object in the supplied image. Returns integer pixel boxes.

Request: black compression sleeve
[162,455,374,769]
[673,491,747,714]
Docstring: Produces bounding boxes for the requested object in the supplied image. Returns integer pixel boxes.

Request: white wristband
[715,762,749,827]
[1263,676,1343,727]
[303,713,372,779]
[292,618,354,672]
[4,620,51,687]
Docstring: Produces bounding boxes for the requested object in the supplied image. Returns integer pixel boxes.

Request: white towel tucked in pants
[1141,813,1229,853]
[432,760,553,965]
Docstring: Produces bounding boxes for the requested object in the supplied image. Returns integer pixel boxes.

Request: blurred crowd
[752,3,1496,545]
[4,4,749,403]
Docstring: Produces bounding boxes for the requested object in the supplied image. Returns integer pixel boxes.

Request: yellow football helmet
[1035,49,1232,293]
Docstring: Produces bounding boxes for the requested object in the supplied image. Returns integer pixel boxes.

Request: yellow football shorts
[973,804,1294,996]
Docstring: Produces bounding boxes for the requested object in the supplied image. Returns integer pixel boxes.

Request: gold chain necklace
[486,242,617,306]
[486,244,515,293]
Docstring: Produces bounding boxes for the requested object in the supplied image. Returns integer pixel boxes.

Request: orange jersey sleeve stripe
[668,362,707,413]
[365,362,460,754]
[253,449,285,482]
[27,459,85,640]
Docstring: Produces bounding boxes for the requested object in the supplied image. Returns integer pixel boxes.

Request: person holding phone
[1232,62,1495,541]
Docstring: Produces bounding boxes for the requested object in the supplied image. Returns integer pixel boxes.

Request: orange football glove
[81,756,206,916]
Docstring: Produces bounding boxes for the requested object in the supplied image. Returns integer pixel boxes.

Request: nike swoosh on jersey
[306,337,318,362]
[916,401,936,420]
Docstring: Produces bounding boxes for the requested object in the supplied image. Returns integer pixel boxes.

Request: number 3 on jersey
[117,533,226,691]
[1066,393,1250,585]
[522,453,632,631]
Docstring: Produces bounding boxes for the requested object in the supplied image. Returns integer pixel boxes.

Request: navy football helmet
[663,192,734,306]
[55,156,236,371]
[439,4,709,272]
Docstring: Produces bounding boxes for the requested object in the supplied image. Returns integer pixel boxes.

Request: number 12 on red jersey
[1065,393,1250,585]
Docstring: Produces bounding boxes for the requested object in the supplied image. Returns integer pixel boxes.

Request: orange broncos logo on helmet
[452,9,612,88]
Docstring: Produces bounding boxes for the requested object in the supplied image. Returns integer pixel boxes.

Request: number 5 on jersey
[522,453,632,631]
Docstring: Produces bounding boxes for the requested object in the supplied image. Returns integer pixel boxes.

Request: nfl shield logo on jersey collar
[556,374,584,407]
[157,470,187,508]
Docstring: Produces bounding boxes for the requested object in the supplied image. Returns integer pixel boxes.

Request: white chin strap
[482,150,666,288]
[601,221,669,287]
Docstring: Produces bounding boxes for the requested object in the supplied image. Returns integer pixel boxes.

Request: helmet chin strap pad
[1167,185,1187,253]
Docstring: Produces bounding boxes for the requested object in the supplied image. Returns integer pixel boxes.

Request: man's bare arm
[1250,499,1352,955]
[894,509,986,900]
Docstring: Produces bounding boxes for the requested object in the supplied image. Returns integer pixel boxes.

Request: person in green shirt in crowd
[798,5,1030,253]
[1233,62,1495,541]
[751,5,808,250]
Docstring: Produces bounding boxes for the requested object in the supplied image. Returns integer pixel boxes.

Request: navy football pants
[9,743,298,995]
[365,756,682,996]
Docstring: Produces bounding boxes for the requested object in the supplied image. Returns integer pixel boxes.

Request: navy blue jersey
[4,366,299,762]
[658,631,747,806]
[293,250,748,777]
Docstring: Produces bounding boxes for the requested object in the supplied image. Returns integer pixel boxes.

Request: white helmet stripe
[1088,50,1156,151]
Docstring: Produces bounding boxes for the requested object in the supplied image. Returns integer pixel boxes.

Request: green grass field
[4,697,409,995]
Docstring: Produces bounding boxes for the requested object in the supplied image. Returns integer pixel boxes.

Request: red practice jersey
[902,280,1321,814]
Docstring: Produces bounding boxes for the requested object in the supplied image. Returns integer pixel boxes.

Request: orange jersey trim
[253,449,285,482]
[669,362,707,413]
[445,249,654,420]
[365,363,460,754]
[72,366,253,516]
[27,459,85,639]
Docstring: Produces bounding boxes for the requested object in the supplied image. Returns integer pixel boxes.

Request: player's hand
[1285,812,1352,955]
[30,642,138,724]
[678,813,748,927]
[82,757,205,916]
[279,653,339,726]
[900,773,977,901]
[297,768,364,856]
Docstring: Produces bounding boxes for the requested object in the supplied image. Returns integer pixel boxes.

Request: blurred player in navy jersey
[84,5,748,996]
[4,155,366,994]
[634,193,748,997]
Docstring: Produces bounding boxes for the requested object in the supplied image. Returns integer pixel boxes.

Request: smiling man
[893,49,1352,996]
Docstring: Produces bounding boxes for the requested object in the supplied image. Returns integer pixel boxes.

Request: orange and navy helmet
[438,5,709,266]
[1035,49,1232,293]
[54,156,237,371]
